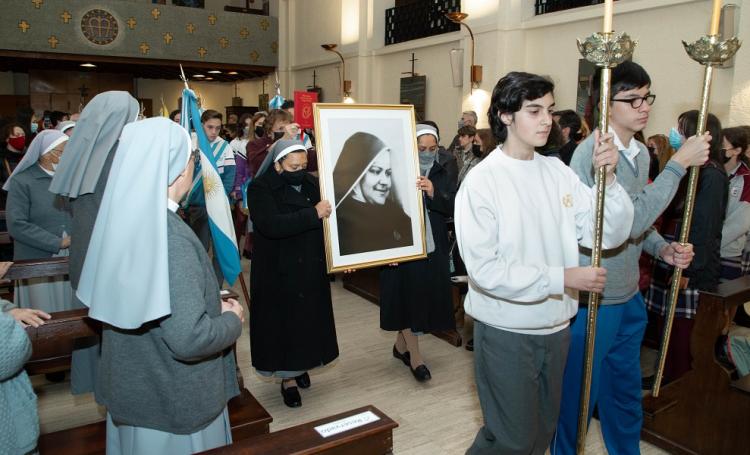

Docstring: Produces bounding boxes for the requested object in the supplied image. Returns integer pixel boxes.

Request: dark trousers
[467,321,570,455]
[187,206,224,286]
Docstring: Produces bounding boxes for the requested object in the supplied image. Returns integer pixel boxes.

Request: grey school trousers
[467,321,571,455]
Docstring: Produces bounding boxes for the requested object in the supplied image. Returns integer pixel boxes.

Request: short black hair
[488,72,554,143]
[201,109,223,123]
[554,109,582,142]
[678,110,723,165]
[169,109,181,121]
[49,111,67,127]
[594,60,651,100]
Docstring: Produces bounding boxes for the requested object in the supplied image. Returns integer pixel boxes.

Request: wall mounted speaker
[450,48,464,87]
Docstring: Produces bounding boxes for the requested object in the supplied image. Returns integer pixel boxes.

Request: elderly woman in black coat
[247,139,339,408]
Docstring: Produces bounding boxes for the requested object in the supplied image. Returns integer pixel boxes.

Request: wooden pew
[14,258,272,453]
[641,275,750,455]
[202,405,398,455]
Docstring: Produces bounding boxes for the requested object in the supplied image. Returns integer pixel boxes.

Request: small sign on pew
[314,411,381,438]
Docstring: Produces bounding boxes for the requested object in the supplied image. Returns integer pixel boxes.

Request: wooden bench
[202,405,398,455]
[641,275,750,455]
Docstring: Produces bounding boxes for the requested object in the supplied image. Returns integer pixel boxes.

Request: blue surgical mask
[30,123,38,134]
[668,127,684,149]
[419,151,435,175]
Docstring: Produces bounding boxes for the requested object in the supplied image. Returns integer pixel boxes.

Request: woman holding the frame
[379,123,457,382]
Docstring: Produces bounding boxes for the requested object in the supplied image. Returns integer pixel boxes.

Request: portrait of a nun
[333,132,413,255]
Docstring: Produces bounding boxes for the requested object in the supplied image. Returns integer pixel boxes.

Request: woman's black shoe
[281,383,302,408]
[295,372,311,389]
[411,364,431,382]
[392,345,411,367]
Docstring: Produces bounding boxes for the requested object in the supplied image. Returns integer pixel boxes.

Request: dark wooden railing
[535,0,617,16]
[385,0,461,46]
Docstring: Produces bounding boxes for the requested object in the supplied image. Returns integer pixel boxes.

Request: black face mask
[722,152,733,164]
[471,143,482,158]
[281,169,305,185]
[273,131,284,142]
[255,126,265,138]
[647,146,656,154]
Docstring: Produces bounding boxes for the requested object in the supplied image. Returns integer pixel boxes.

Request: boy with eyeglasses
[551,61,712,454]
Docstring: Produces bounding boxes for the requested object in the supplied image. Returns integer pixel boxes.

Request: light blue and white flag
[181,88,241,284]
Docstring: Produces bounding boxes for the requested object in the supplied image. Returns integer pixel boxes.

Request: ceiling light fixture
[80,63,97,68]
[208,70,222,74]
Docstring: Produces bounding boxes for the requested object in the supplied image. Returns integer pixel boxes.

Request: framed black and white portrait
[314,104,427,273]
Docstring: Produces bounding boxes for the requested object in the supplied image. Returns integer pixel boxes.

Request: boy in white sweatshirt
[455,72,634,454]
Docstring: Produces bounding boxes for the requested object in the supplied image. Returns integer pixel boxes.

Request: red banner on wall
[294,90,318,130]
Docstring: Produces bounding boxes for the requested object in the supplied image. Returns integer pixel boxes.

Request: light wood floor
[35,266,667,454]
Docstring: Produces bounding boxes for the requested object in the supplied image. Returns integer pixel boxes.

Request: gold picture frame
[314,103,427,273]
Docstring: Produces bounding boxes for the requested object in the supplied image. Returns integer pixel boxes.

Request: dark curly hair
[488,72,554,143]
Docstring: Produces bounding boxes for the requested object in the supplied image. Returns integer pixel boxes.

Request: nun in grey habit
[77,117,243,455]
[4,130,72,314]
[48,91,140,394]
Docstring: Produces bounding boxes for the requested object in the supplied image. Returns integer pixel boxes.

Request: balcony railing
[535,0,617,16]
[385,0,461,46]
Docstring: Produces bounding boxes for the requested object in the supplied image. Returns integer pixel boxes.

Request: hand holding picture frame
[314,103,427,273]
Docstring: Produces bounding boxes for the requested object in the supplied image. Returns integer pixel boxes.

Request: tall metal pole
[652,27,741,397]
[575,30,636,453]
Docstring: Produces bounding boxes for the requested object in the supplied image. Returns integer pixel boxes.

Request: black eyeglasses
[611,94,656,109]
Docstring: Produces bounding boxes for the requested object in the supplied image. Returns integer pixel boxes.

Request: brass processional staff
[575,0,636,452]
[651,0,741,397]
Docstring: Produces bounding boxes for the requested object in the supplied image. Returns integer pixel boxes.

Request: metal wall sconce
[321,43,353,102]
[445,12,483,92]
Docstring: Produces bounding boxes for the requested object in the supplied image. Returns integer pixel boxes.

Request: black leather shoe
[465,338,474,352]
[392,345,411,367]
[411,364,432,382]
[281,383,302,408]
[295,372,311,389]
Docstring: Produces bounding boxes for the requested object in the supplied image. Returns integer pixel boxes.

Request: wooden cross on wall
[402,53,419,77]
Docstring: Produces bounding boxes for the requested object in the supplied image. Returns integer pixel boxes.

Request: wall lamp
[321,43,353,102]
[445,12,482,91]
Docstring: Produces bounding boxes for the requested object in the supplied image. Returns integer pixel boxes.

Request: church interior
[1,0,750,454]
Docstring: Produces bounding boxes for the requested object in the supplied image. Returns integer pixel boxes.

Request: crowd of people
[1,60,749,454]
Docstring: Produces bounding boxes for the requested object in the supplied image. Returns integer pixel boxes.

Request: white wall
[277,0,750,145]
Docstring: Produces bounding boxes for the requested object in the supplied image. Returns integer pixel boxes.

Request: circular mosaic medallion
[81,9,119,45]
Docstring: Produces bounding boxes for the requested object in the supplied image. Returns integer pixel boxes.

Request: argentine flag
[181,88,241,285]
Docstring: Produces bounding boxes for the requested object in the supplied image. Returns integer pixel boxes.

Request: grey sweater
[570,133,687,304]
[95,211,242,434]
[0,311,38,455]
[6,165,71,260]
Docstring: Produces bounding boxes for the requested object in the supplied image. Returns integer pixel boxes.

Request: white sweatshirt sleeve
[455,184,565,302]
[570,170,635,250]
